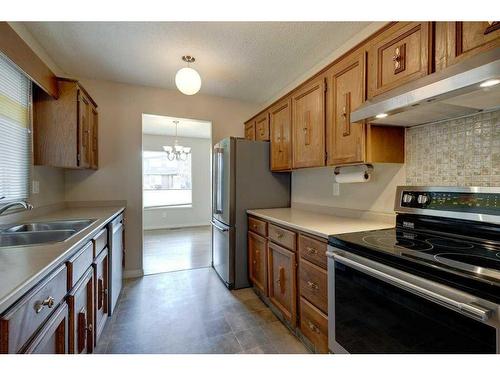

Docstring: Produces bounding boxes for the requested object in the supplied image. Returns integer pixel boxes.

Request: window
[143,150,192,208]
[0,52,31,203]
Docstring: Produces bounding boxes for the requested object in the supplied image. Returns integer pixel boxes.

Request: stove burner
[434,253,500,271]
[362,234,433,252]
[426,237,475,250]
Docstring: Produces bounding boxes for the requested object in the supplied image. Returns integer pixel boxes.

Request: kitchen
[0,2,499,372]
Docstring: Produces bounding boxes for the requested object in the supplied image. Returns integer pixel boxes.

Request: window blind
[0,52,31,203]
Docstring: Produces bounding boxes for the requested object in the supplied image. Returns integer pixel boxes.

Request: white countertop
[0,205,125,314]
[247,207,394,239]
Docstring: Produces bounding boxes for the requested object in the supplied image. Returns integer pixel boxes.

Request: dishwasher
[108,213,124,315]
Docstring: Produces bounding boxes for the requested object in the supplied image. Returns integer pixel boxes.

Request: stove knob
[417,194,429,205]
[402,193,414,204]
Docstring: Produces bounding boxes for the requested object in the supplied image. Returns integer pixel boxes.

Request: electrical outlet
[32,180,40,194]
[332,182,340,196]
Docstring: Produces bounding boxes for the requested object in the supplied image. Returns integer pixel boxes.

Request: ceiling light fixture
[163,120,191,161]
[375,113,388,119]
[175,55,202,95]
[479,79,500,88]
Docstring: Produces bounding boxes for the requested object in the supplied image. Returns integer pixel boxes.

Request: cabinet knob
[34,296,55,314]
[276,231,284,239]
[307,281,319,291]
[306,246,317,255]
[307,320,320,334]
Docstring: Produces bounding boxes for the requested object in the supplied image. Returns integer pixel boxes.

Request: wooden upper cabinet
[368,22,432,98]
[292,76,326,168]
[244,119,255,140]
[326,51,366,165]
[438,22,500,69]
[269,97,292,171]
[255,112,270,141]
[34,78,98,169]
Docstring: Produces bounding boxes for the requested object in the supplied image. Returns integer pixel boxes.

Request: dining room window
[0,52,31,204]
[143,150,192,208]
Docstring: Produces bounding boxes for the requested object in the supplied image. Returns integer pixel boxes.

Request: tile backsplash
[406,110,500,187]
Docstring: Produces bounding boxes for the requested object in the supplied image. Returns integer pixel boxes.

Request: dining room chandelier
[163,120,191,161]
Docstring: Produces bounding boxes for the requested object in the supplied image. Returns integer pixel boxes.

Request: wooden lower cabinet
[68,267,94,354]
[93,248,109,343]
[23,303,68,354]
[267,242,297,326]
[299,297,328,354]
[248,231,268,296]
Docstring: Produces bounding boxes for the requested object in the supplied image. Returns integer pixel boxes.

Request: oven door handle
[331,251,493,323]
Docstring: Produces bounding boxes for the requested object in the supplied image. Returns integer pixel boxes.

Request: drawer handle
[277,266,286,294]
[392,43,406,74]
[306,246,318,255]
[34,296,55,314]
[307,320,320,334]
[276,231,284,239]
[307,281,319,291]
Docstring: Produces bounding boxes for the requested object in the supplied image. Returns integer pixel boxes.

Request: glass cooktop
[330,227,500,282]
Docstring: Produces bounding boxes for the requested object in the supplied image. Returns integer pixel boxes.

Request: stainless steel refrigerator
[212,137,290,289]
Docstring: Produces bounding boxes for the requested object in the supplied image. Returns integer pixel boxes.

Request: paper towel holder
[333,164,374,180]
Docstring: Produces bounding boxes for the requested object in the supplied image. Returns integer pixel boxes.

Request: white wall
[63,78,259,277]
[142,134,212,230]
[291,164,406,215]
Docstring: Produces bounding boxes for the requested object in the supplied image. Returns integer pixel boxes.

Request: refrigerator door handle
[212,220,229,232]
[215,147,224,214]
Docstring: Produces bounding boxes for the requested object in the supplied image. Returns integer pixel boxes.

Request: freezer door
[212,138,233,225]
[212,219,234,288]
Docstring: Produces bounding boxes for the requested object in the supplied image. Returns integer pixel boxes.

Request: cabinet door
[248,231,268,296]
[68,268,94,354]
[93,248,108,344]
[368,22,432,98]
[23,303,68,354]
[327,51,366,165]
[267,242,296,326]
[269,97,292,171]
[255,112,270,141]
[77,91,91,168]
[90,105,98,170]
[292,77,326,168]
[446,22,500,67]
[244,120,255,140]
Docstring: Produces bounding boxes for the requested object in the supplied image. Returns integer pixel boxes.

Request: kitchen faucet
[0,200,34,215]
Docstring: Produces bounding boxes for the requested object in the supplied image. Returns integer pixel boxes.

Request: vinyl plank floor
[143,226,211,275]
[96,267,310,354]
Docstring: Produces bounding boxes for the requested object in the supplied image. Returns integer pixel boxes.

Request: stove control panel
[398,189,500,216]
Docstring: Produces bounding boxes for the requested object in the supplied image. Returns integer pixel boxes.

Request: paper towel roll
[334,165,372,183]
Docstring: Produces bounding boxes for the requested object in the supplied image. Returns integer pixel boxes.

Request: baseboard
[123,269,144,279]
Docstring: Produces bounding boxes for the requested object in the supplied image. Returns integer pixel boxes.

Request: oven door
[327,247,499,354]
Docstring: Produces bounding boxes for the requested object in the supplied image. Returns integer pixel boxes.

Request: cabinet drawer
[92,228,108,258]
[248,216,267,237]
[298,234,327,269]
[268,223,296,251]
[299,258,328,314]
[300,297,328,353]
[67,241,93,290]
[368,22,431,98]
[0,265,67,353]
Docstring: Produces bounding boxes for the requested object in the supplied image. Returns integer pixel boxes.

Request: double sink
[0,219,95,247]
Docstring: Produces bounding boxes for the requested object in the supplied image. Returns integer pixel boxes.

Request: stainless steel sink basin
[0,230,77,247]
[3,219,94,233]
[0,219,95,247]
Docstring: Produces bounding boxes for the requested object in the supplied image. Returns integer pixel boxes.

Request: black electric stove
[327,186,500,354]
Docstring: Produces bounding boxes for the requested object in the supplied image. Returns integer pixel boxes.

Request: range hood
[351,48,500,127]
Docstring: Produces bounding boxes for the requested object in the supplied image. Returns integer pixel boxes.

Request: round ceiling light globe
[175,67,202,95]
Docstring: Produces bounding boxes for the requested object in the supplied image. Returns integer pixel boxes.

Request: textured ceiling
[142,114,211,139]
[23,22,369,103]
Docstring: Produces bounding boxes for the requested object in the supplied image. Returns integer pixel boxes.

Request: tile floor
[95,267,310,354]
[143,226,211,275]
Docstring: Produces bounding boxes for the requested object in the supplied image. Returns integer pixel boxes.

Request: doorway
[142,114,212,275]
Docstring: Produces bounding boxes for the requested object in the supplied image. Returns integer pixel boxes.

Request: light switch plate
[32,180,40,194]
[333,182,340,196]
